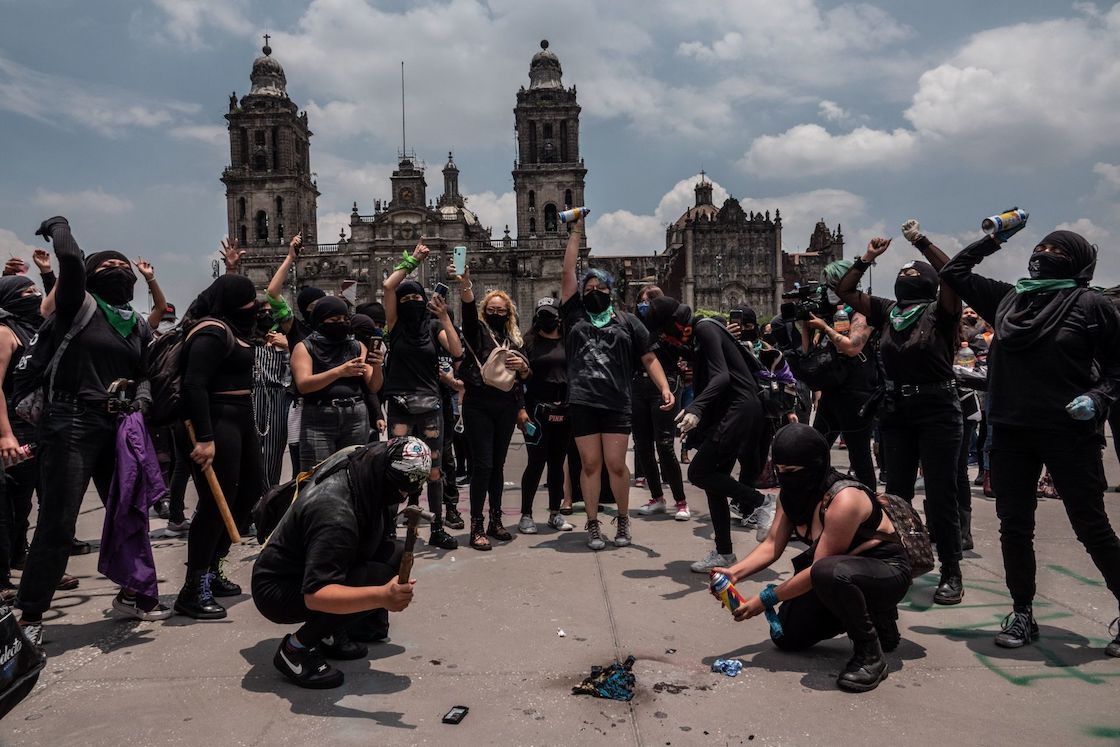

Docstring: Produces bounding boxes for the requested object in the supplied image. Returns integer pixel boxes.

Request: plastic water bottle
[955,341,977,369]
[833,305,850,335]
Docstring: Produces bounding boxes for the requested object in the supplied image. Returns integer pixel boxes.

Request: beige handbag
[466,328,526,392]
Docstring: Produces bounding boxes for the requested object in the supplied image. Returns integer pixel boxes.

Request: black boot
[444,503,465,530]
[208,558,242,597]
[487,510,512,542]
[870,608,901,653]
[959,510,974,552]
[174,569,227,620]
[933,565,964,606]
[428,518,458,550]
[837,637,888,692]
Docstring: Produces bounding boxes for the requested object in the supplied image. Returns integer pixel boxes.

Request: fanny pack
[392,393,441,415]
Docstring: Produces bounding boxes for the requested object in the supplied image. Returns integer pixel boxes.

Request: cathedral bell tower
[221,37,319,249]
[512,40,587,251]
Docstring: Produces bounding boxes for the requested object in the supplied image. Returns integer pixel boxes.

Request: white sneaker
[674,502,691,521]
[547,513,574,532]
[613,515,632,547]
[518,514,537,534]
[637,498,666,516]
[20,620,44,646]
[113,591,173,621]
[746,495,776,542]
[690,548,736,574]
[586,519,606,551]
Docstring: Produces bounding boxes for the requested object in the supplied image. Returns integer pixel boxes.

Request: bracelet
[395,251,420,272]
[853,257,873,271]
[759,584,779,610]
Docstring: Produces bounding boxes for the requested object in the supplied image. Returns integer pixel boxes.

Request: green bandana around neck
[1014,278,1079,295]
[888,302,929,331]
[93,294,138,338]
[588,304,614,329]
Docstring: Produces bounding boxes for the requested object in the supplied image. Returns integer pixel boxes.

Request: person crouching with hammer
[252,437,431,689]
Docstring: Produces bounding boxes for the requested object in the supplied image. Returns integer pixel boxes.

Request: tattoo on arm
[848,315,870,348]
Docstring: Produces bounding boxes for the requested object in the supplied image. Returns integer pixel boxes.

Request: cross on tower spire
[262,33,271,55]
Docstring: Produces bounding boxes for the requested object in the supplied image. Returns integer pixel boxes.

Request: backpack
[820,479,935,578]
[464,325,526,393]
[146,319,235,427]
[786,342,851,391]
[252,447,358,545]
[12,293,98,425]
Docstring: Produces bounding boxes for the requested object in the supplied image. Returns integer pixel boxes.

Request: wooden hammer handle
[398,552,415,585]
[184,421,241,544]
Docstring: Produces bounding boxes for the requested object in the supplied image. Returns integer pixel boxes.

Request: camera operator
[836,227,965,606]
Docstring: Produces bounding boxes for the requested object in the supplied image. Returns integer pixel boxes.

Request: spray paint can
[709,571,746,615]
[559,207,590,224]
[981,208,1028,236]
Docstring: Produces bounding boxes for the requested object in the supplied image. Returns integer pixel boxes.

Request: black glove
[35,216,69,242]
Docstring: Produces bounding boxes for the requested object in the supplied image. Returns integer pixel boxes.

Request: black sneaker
[429,523,459,550]
[273,635,344,689]
[70,538,92,556]
[444,504,465,530]
[1106,617,1119,658]
[994,609,1039,649]
[152,497,171,520]
[319,631,368,660]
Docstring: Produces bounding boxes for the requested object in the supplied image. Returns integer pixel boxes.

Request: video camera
[780,282,829,322]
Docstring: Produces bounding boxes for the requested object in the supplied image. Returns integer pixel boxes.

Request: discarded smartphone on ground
[434,282,450,300]
[442,705,469,724]
[453,245,467,276]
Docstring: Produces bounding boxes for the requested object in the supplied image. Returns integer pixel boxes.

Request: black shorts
[570,404,631,438]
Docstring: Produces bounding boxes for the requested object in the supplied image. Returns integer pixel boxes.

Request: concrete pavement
[2,437,1119,746]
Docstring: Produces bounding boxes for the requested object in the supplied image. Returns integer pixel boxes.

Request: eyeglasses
[484,308,509,316]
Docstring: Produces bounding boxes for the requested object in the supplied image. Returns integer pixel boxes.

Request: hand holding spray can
[709,571,747,615]
[559,207,590,224]
[981,208,1028,236]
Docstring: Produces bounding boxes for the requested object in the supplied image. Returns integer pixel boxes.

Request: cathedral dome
[529,40,563,90]
[250,41,288,97]
[675,203,718,228]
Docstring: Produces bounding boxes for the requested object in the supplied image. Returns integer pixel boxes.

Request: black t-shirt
[383,320,441,400]
[561,296,650,411]
[524,333,567,404]
[867,296,957,385]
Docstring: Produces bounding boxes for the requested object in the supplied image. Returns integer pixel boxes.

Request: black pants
[774,553,911,649]
[441,407,459,505]
[1110,406,1120,478]
[687,398,765,556]
[631,381,686,504]
[463,400,518,519]
[0,421,37,582]
[881,389,963,567]
[956,417,979,517]
[521,403,570,515]
[989,424,1120,610]
[252,543,401,647]
[168,422,192,524]
[814,391,877,491]
[386,402,444,517]
[186,398,263,570]
[17,402,117,618]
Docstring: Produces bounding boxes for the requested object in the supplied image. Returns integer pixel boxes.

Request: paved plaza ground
[1,437,1118,746]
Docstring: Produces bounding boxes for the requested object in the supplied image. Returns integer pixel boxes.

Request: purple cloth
[98,411,166,602]
[755,359,796,385]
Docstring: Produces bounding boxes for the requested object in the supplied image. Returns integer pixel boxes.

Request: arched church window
[238,225,247,246]
[528,190,535,209]
[529,217,536,235]
[238,197,246,219]
[254,130,265,146]
[253,154,267,171]
[255,210,268,241]
[528,125,537,165]
[564,189,573,208]
[560,121,569,161]
[544,204,558,233]
[276,196,284,216]
[543,123,553,139]
[239,128,249,165]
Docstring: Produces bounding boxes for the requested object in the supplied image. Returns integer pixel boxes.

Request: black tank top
[302,334,363,404]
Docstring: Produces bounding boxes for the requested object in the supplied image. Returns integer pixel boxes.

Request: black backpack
[252,447,360,545]
[146,319,235,427]
[11,293,98,425]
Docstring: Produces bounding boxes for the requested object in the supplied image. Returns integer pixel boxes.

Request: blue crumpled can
[711,658,744,677]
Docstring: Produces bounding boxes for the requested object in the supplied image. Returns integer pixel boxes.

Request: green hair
[821,259,854,289]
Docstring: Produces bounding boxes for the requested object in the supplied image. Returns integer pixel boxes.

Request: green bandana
[588,304,614,329]
[1014,278,1079,295]
[93,294,139,338]
[889,302,929,331]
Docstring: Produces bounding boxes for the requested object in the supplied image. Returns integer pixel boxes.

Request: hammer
[397,504,435,584]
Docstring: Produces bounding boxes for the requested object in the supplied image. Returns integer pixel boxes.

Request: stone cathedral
[226,38,841,319]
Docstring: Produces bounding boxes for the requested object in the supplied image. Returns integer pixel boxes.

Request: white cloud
[740,124,918,176]
[818,100,850,123]
[464,191,516,235]
[140,0,254,48]
[169,124,228,148]
[0,54,199,137]
[318,211,354,246]
[32,188,134,215]
[1055,217,1110,246]
[0,229,49,282]
[1094,162,1120,191]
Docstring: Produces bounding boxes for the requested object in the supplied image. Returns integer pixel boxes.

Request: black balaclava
[355,301,387,327]
[894,260,939,305]
[395,280,430,345]
[310,296,351,341]
[771,424,833,527]
[351,313,376,346]
[648,296,693,349]
[297,287,326,320]
[255,304,275,337]
[734,305,759,341]
[0,276,43,344]
[1028,229,1096,282]
[189,274,258,339]
[84,250,136,306]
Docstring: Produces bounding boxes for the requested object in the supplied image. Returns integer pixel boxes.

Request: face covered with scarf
[894,260,938,306]
[1027,230,1097,282]
[771,424,834,527]
[190,274,259,339]
[647,295,694,350]
[395,280,430,342]
[310,296,352,341]
[581,269,614,326]
[0,276,44,342]
[732,304,758,341]
[84,251,136,306]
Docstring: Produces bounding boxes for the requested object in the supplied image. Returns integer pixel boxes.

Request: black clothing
[632,383,686,504]
[464,400,518,519]
[383,320,441,400]
[460,299,524,409]
[684,319,759,438]
[941,236,1120,430]
[301,334,363,404]
[569,403,631,437]
[1000,229,1098,346]
[561,296,650,413]
[865,296,957,386]
[521,331,572,515]
[523,333,567,404]
[180,326,249,441]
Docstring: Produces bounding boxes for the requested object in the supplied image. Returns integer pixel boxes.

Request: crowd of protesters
[1,209,1118,694]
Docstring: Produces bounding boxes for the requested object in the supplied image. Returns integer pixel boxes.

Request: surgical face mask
[484,312,508,332]
[637,301,650,318]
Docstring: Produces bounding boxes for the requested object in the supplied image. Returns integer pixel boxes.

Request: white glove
[901,219,925,244]
[675,410,699,434]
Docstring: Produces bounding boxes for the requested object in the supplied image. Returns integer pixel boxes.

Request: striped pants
[253,386,290,488]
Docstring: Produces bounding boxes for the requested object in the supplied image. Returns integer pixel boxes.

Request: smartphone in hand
[452,246,467,276]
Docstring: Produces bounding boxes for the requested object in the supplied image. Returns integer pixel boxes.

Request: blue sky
[2,0,1119,308]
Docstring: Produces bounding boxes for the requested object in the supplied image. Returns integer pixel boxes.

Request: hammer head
[398,504,435,528]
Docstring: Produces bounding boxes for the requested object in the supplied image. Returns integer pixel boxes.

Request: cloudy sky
[2,0,1119,308]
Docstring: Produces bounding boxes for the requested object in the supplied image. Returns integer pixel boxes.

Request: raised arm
[383,241,428,330]
[561,215,583,303]
[0,328,24,463]
[35,216,85,326]
[134,257,167,328]
[836,237,892,319]
[901,220,959,317]
[430,294,462,360]
[266,235,299,301]
[939,235,1015,324]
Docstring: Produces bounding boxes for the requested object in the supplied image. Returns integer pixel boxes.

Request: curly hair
[479,289,523,347]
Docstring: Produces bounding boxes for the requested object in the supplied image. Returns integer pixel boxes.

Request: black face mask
[742,327,759,342]
[87,267,136,306]
[776,469,827,527]
[894,275,935,305]
[320,320,352,341]
[536,313,559,333]
[484,313,508,333]
[583,289,611,314]
[399,300,427,326]
[1028,252,1072,280]
[7,295,43,326]
[256,310,275,335]
[226,304,259,339]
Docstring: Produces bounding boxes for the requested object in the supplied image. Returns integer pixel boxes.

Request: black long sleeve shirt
[46,223,149,401]
[940,236,1120,431]
[685,319,758,432]
[180,326,252,441]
